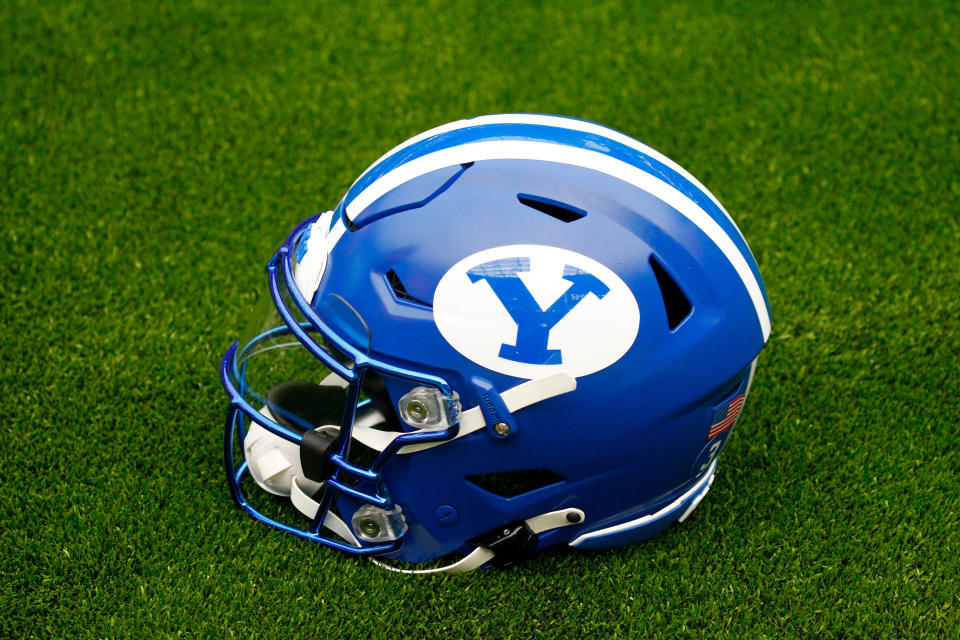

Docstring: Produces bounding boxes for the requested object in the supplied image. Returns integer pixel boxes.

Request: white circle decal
[433,245,640,379]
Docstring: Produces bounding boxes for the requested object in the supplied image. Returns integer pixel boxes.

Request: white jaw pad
[253,449,294,485]
[244,412,305,497]
[243,373,382,495]
[245,408,373,497]
[350,371,577,454]
[246,414,370,548]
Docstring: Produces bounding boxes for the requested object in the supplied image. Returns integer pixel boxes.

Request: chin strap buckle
[470,521,539,568]
[370,507,585,575]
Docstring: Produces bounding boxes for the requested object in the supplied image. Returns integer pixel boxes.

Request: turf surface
[2,0,958,637]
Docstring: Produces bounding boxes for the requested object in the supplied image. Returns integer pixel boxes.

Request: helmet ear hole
[466,469,565,498]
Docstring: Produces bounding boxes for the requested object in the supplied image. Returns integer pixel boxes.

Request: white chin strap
[243,416,325,497]
[371,507,586,575]
[245,415,585,574]
[242,370,581,574]
[242,415,368,548]
[245,419,585,574]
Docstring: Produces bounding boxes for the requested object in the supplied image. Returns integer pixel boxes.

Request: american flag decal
[708,394,746,439]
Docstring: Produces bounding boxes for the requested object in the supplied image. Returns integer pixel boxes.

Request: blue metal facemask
[221,216,462,556]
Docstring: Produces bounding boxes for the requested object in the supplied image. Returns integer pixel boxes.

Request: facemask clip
[471,376,519,439]
[352,504,408,542]
[398,386,461,430]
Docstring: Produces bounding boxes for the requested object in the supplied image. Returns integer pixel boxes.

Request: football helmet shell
[220,114,770,572]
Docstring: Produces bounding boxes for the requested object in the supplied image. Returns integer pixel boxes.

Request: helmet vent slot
[517,194,586,222]
[649,255,692,330]
[466,469,565,498]
[386,269,431,307]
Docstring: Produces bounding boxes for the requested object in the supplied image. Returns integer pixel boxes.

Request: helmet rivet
[434,504,459,525]
[566,512,582,524]
[493,422,511,437]
[406,400,428,422]
[359,518,381,537]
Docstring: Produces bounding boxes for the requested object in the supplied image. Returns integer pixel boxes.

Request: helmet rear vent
[649,255,692,330]
[466,469,564,498]
[386,269,431,307]
[517,194,586,223]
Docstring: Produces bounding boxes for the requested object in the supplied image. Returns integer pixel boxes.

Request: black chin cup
[300,428,339,482]
[266,380,344,484]
[267,374,403,486]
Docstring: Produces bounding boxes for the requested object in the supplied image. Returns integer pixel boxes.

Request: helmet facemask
[221,217,462,555]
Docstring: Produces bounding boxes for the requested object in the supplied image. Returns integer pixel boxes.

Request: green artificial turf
[2,0,958,637]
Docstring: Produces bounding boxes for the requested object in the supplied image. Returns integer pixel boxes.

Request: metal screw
[493,422,511,437]
[434,505,459,525]
[566,512,582,524]
[359,518,381,538]
[406,400,428,422]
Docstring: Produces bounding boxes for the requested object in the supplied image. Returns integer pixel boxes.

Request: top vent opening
[517,194,586,222]
[649,255,692,330]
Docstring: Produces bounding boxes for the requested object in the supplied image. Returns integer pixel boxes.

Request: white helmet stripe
[350,114,743,237]
[346,140,771,342]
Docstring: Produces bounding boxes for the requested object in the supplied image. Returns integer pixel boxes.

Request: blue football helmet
[221,114,771,574]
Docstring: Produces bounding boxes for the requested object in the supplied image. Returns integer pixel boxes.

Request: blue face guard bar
[221,215,461,556]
